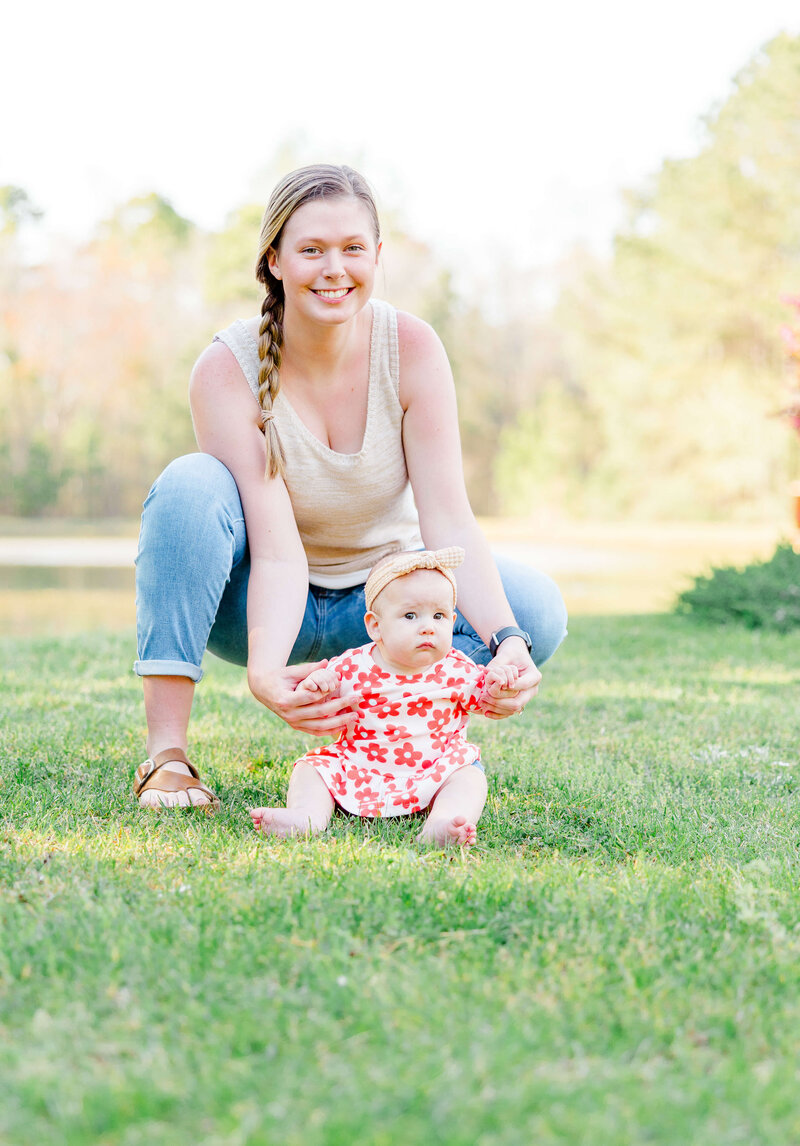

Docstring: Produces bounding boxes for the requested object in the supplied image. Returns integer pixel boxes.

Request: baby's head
[363,548,463,675]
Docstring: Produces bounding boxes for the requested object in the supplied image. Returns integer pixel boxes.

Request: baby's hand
[295,667,340,697]
[485,663,520,698]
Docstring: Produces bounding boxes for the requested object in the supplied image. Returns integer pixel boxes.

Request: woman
[133,164,567,809]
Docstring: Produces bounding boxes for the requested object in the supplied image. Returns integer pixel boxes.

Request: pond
[0,535,137,637]
[0,565,135,638]
[0,522,783,639]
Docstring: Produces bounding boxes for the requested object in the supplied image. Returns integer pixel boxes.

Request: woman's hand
[248,661,357,735]
[480,637,542,720]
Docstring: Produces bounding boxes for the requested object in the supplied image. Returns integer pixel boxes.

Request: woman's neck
[281,304,370,386]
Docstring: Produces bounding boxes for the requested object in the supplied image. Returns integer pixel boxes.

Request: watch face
[491,627,531,654]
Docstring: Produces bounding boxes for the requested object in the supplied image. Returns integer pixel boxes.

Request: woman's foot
[134,749,219,811]
[419,814,477,848]
[250,807,327,838]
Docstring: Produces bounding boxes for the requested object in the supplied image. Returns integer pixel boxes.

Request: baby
[250,547,518,847]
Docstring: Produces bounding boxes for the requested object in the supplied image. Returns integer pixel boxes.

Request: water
[0,523,784,638]
[0,564,135,637]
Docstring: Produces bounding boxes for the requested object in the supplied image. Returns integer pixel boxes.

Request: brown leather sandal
[133,748,221,812]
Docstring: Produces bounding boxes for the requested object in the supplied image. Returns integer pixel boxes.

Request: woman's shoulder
[190,316,261,398]
[394,308,448,376]
[393,308,452,407]
[192,316,261,392]
[394,308,441,350]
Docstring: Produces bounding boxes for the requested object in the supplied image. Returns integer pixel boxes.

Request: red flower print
[350,724,377,743]
[427,707,452,733]
[363,741,389,765]
[406,695,434,717]
[429,729,452,754]
[393,742,423,769]
[416,759,447,783]
[355,786,383,817]
[356,666,385,690]
[345,764,374,789]
[335,655,359,681]
[427,663,446,683]
[384,723,411,742]
[332,774,348,797]
[391,786,421,811]
[448,744,474,767]
[360,689,389,712]
[376,698,402,719]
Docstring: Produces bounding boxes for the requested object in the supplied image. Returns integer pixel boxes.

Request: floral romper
[298,644,488,817]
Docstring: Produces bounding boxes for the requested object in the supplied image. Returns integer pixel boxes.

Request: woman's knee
[144,453,241,515]
[138,452,247,577]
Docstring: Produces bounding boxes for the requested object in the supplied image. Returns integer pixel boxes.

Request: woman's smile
[312,287,355,300]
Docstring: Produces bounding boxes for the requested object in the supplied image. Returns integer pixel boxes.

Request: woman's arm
[189,342,354,734]
[397,312,542,716]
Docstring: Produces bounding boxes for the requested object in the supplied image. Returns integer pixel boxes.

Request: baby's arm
[484,663,520,698]
[295,666,340,699]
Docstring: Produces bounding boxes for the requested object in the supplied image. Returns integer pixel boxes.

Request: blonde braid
[256,284,286,479]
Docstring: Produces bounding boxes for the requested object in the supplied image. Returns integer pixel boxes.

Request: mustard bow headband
[364,547,465,612]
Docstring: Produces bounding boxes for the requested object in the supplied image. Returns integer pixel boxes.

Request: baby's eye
[434,612,445,620]
[404,612,416,620]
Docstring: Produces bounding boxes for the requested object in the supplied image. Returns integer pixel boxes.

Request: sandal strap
[152,747,198,777]
[133,747,219,808]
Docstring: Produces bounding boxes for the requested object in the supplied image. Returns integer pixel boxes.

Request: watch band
[489,626,532,657]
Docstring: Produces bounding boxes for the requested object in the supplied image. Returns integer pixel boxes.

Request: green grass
[2,615,800,1145]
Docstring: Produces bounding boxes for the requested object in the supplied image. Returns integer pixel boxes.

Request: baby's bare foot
[419,814,477,848]
[250,807,324,838]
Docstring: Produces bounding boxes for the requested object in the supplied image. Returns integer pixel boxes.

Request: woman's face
[268,196,381,326]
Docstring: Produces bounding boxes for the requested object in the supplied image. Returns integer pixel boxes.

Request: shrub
[675,542,800,630]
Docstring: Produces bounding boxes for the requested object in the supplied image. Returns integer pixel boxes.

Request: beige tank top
[213,298,423,588]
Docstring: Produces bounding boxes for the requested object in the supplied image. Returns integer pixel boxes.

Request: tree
[525,32,800,521]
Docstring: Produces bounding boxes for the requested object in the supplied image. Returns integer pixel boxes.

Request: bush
[675,542,800,630]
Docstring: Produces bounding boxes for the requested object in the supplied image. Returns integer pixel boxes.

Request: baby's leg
[419,764,488,848]
[250,761,335,838]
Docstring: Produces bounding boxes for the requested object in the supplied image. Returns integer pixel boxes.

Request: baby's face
[366,569,456,674]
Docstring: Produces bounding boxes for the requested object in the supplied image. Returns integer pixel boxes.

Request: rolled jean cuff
[133,659,204,682]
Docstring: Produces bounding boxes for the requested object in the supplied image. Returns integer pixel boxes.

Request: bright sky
[5,0,800,284]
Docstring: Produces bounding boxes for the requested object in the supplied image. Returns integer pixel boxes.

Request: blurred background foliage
[2,33,800,521]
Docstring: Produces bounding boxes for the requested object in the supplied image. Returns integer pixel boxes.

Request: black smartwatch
[489,626,532,657]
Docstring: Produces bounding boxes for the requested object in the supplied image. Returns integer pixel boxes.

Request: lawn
[2,614,799,1145]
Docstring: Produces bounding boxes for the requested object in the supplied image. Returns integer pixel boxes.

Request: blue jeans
[134,454,568,682]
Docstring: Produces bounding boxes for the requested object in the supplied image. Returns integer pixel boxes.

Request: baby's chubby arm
[295,665,341,698]
[484,663,520,699]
